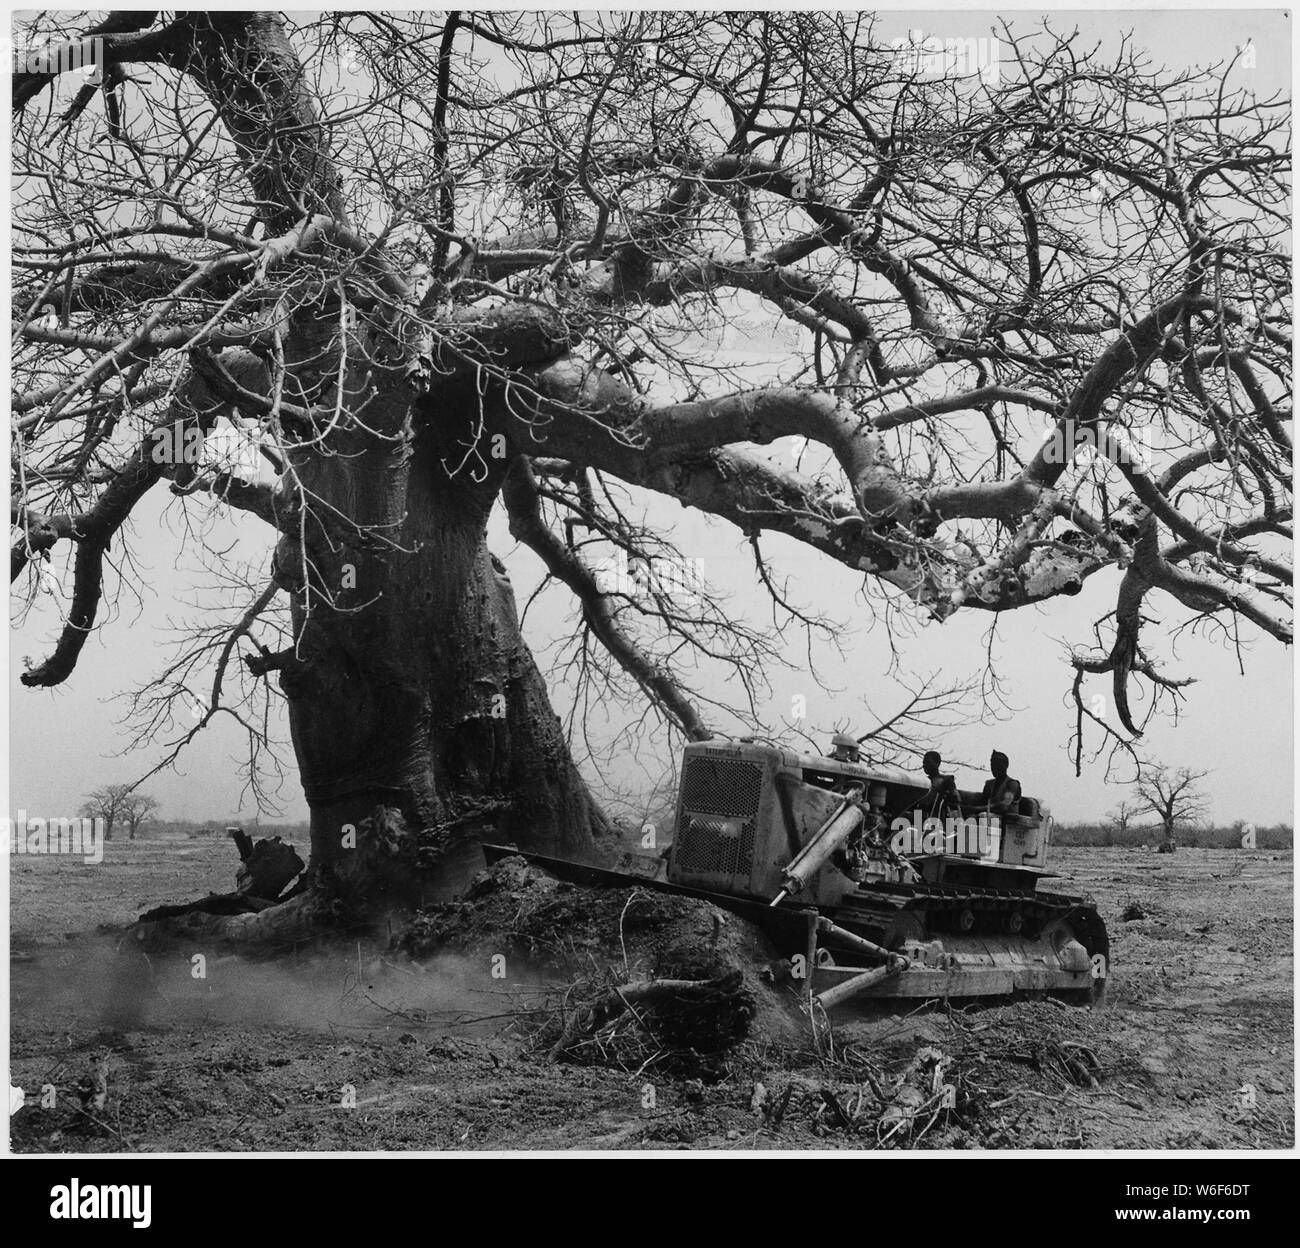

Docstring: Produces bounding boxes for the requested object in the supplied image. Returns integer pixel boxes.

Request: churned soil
[10,840,1292,1151]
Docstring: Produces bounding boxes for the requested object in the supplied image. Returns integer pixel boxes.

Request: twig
[821,1087,853,1131]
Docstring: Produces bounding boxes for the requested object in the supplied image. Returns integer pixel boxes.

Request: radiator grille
[679,758,763,815]
[674,758,763,878]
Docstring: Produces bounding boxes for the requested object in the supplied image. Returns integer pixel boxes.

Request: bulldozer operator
[918,750,961,823]
[980,751,1022,818]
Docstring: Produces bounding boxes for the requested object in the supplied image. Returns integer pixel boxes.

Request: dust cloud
[11,934,558,1040]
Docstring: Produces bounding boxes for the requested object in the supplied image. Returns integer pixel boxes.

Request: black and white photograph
[5,6,1294,1174]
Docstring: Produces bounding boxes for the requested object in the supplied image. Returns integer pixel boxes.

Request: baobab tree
[11,13,1291,937]
[1132,765,1211,852]
[80,783,133,842]
[119,792,160,840]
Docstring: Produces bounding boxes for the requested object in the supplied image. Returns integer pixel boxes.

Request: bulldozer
[484,735,1109,1011]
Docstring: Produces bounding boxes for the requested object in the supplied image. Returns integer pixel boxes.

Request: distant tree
[119,793,160,840]
[1105,800,1137,845]
[1133,766,1209,853]
[80,783,134,842]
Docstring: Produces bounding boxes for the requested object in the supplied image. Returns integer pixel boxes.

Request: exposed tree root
[130,889,356,954]
[548,972,744,1061]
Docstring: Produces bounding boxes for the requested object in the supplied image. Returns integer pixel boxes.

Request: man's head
[990,751,1009,778]
[868,783,888,810]
[922,750,941,777]
[829,732,860,763]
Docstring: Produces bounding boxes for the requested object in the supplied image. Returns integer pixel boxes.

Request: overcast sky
[6,8,1292,831]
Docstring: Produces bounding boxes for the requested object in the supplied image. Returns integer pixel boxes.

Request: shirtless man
[980,751,1022,818]
[919,751,961,823]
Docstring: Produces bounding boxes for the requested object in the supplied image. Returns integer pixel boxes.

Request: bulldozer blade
[479,843,815,943]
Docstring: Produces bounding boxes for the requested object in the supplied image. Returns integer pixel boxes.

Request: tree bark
[272,378,609,911]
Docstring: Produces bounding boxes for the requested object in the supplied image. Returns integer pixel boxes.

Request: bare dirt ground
[9,838,1293,1151]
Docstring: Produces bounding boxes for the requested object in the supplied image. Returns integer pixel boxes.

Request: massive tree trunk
[272,376,608,911]
[168,15,609,909]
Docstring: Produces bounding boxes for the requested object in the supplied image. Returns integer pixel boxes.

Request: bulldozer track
[830,879,1098,945]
